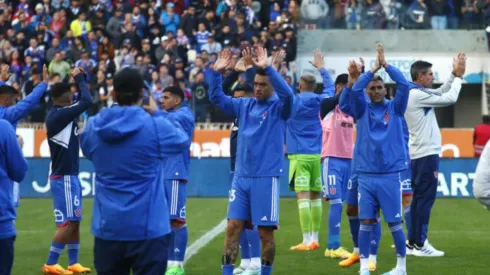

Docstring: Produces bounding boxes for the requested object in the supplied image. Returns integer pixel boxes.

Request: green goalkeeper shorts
[288,154,322,193]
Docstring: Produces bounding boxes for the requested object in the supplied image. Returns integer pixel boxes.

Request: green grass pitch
[13,198,489,274]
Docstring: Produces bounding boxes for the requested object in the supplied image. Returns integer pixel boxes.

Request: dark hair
[50,83,71,99]
[371,75,384,82]
[233,84,253,95]
[163,86,185,101]
[410,61,432,82]
[0,85,18,96]
[483,115,490,124]
[335,73,348,86]
[256,68,266,76]
[113,68,145,106]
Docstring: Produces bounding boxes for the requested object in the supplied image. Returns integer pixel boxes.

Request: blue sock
[327,200,343,249]
[261,264,272,275]
[167,230,176,262]
[239,230,250,260]
[359,224,373,260]
[46,241,65,265]
[247,226,261,258]
[222,264,234,275]
[348,215,360,249]
[67,242,80,265]
[404,205,411,237]
[389,222,406,257]
[370,222,381,255]
[173,225,188,262]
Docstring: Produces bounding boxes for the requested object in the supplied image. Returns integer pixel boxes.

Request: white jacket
[404,74,462,160]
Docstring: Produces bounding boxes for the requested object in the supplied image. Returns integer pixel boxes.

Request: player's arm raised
[310,49,335,97]
[378,43,410,115]
[429,53,465,95]
[208,49,242,117]
[1,120,28,183]
[3,64,48,123]
[254,48,294,119]
[348,59,370,118]
[411,53,465,108]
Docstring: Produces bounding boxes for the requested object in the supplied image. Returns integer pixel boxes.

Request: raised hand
[253,47,268,69]
[241,47,254,68]
[308,49,324,69]
[347,61,360,88]
[1,64,10,82]
[271,49,286,70]
[453,52,466,77]
[377,43,387,68]
[214,49,231,73]
[234,58,246,72]
[71,67,82,77]
[42,64,49,82]
[226,55,238,71]
[356,57,364,73]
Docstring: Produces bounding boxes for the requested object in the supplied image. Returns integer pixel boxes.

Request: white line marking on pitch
[184,218,227,264]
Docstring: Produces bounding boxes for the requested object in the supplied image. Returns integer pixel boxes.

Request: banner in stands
[295,54,487,84]
[18,158,478,199]
[17,128,475,158]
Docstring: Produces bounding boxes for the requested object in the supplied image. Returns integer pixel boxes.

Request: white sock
[369,254,377,263]
[239,259,250,268]
[360,258,369,271]
[353,247,359,254]
[302,233,311,245]
[250,257,261,268]
[311,232,319,243]
[396,256,406,271]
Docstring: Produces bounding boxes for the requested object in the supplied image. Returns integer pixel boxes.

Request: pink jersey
[321,105,354,160]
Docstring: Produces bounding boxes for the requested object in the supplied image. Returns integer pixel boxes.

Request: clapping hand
[271,49,286,70]
[42,64,49,82]
[1,64,10,82]
[308,49,324,70]
[214,50,232,73]
[452,52,466,77]
[252,47,268,69]
[348,60,360,88]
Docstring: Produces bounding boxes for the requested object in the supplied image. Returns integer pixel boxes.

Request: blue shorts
[322,157,351,201]
[228,176,280,228]
[358,172,403,223]
[401,165,413,196]
[50,175,83,226]
[345,171,359,206]
[165,180,186,222]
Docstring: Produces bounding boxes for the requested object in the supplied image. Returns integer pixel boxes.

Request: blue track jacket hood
[81,106,189,241]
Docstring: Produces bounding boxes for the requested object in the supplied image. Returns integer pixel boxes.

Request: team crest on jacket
[434,171,438,178]
[260,112,267,124]
[383,113,390,125]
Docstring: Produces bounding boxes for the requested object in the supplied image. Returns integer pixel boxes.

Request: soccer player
[405,53,466,256]
[288,49,333,252]
[0,119,28,275]
[344,44,410,275]
[223,58,262,275]
[0,64,48,207]
[157,86,195,275]
[209,48,294,275]
[81,68,189,275]
[42,68,92,275]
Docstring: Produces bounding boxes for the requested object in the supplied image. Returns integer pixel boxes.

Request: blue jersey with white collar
[347,65,410,173]
[208,66,294,177]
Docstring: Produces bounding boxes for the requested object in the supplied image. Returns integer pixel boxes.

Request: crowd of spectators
[301,0,490,31]
[0,0,300,124]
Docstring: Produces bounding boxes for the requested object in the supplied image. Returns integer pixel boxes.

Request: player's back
[46,106,81,176]
[81,105,189,241]
[163,106,195,181]
[235,96,287,177]
[286,92,323,155]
